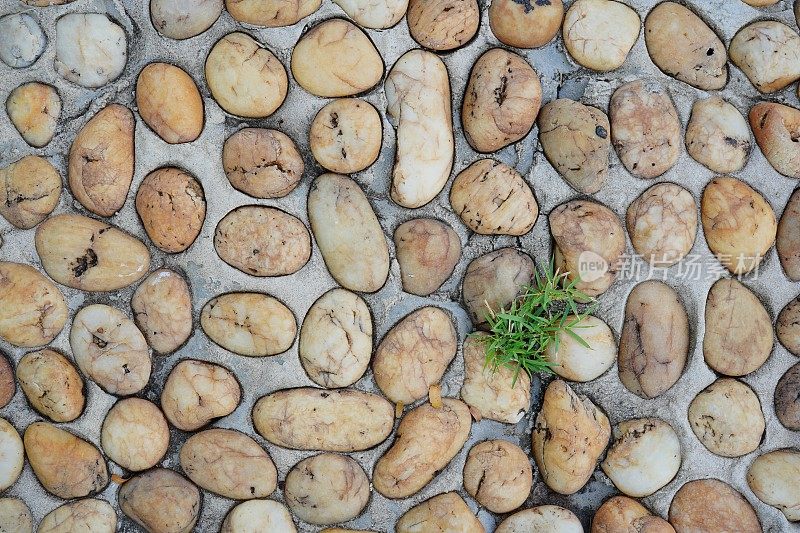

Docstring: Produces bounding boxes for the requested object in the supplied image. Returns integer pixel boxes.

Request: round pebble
[310,99,382,173]
[0,13,46,68]
[55,14,127,88]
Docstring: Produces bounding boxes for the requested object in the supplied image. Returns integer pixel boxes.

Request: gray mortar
[0,0,799,531]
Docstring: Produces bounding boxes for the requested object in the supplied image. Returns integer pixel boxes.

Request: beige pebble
[778,189,800,281]
[550,199,625,297]
[498,506,583,533]
[730,20,800,93]
[394,218,461,296]
[0,155,61,229]
[0,498,32,533]
[618,281,689,399]
[6,82,60,147]
[450,159,538,236]
[68,103,135,217]
[0,261,67,348]
[307,173,389,293]
[70,304,151,396]
[310,98,382,173]
[688,378,765,457]
[533,379,610,495]
[463,440,532,514]
[201,292,296,356]
[462,48,541,153]
[222,500,296,533]
[544,315,616,382]
[54,14,126,88]
[749,102,800,179]
[701,176,776,274]
[685,96,751,174]
[0,354,12,409]
[36,214,150,291]
[292,19,383,97]
[150,0,223,39]
[132,268,193,354]
[161,359,241,431]
[225,0,321,27]
[610,80,681,179]
[119,469,201,533]
[703,277,773,377]
[396,492,484,533]
[386,49,453,208]
[742,0,779,4]
[136,63,204,144]
[462,248,534,329]
[407,0,479,51]
[285,454,369,525]
[626,182,697,267]
[778,295,800,355]
[101,398,169,471]
[669,479,761,533]
[592,496,674,533]
[38,500,116,533]
[299,288,372,388]
[205,32,288,118]
[644,2,727,90]
[0,419,23,492]
[461,334,531,423]
[17,349,84,422]
[180,428,277,500]
[332,0,408,29]
[223,128,303,199]
[601,418,681,497]
[373,306,457,405]
[748,449,800,522]
[563,0,641,72]
[489,0,564,49]
[538,99,611,193]
[24,422,108,499]
[136,167,206,253]
[214,206,310,277]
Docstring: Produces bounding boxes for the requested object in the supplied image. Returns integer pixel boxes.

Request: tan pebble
[223,128,303,198]
[214,206,310,277]
[563,0,641,72]
[669,479,761,532]
[462,248,534,328]
[205,32,288,118]
[748,449,800,522]
[136,63,204,143]
[545,315,616,382]
[0,498,32,533]
[225,0,321,27]
[0,155,61,229]
[150,0,223,39]
[332,0,408,29]
[592,496,674,533]
[38,500,116,533]
[489,0,564,49]
[36,214,150,291]
[222,501,296,533]
[0,419,23,492]
[6,82,60,147]
[394,218,460,296]
[396,492,484,533]
[310,98,382,173]
[685,97,751,174]
[775,363,800,430]
[730,20,800,93]
[68,103,135,217]
[777,189,800,280]
[778,296,800,356]
[131,268,193,354]
[463,440,532,513]
[17,349,84,422]
[292,19,383,98]
[101,398,169,471]
[0,261,67,348]
[0,354,12,409]
[161,359,241,431]
[749,102,800,179]
[135,167,206,253]
[201,292,296,356]
[119,469,201,533]
[407,0,479,51]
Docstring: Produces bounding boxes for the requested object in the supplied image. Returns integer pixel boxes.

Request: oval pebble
[0,155,61,229]
[201,292,296,357]
[0,13,46,68]
[223,128,304,199]
[70,304,151,396]
[563,0,640,72]
[54,14,127,88]
[685,96,751,174]
[394,218,461,297]
[299,288,372,388]
[0,419,23,492]
[39,500,116,533]
[749,102,800,179]
[7,82,61,148]
[310,98,382,174]
[332,0,408,29]
[730,20,800,93]
[36,214,150,291]
[136,62,204,144]
[407,0,479,51]
[161,359,241,431]
[225,0,321,27]
[131,268,193,354]
[215,206,310,277]
[101,398,169,471]
[17,349,85,422]
[489,0,564,49]
[748,449,800,522]
[669,479,761,533]
[222,500,296,533]
[150,0,223,39]
[0,261,67,348]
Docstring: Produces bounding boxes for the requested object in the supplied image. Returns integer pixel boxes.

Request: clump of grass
[476,260,596,385]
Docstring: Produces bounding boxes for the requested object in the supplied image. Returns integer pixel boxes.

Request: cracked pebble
[16,349,84,423]
[131,268,193,354]
[407,0,480,51]
[101,398,169,471]
[394,218,461,296]
[150,0,223,39]
[160,359,241,431]
[6,82,61,148]
[136,63,204,144]
[54,14,127,88]
[0,261,67,348]
[309,98,382,174]
[223,128,304,199]
[562,0,640,72]
[0,155,61,229]
[463,439,532,514]
[685,96,751,174]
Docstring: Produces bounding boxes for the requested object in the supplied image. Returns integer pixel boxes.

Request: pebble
[309,98,382,173]
[685,96,751,174]
[749,102,800,179]
[150,0,223,39]
[0,155,61,230]
[201,292,296,357]
[205,32,288,118]
[6,82,61,148]
[394,218,461,296]
[136,63,204,144]
[0,13,46,68]
[135,167,206,253]
[35,214,151,291]
[730,20,800,93]
[406,0,480,50]
[292,19,383,97]
[489,0,564,49]
[214,206,310,277]
[562,0,640,71]
[223,128,304,199]
[0,261,67,348]
[131,269,193,354]
[54,14,127,88]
